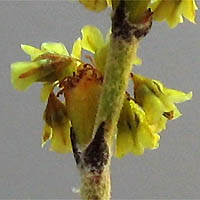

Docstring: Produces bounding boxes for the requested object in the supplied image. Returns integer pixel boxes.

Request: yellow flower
[11,41,82,101]
[60,65,160,156]
[79,0,111,12]
[149,0,198,28]
[11,24,194,158]
[132,73,192,132]
[81,25,142,73]
[42,92,72,153]
[116,97,160,158]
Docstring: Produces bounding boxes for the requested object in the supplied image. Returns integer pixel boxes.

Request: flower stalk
[77,1,153,199]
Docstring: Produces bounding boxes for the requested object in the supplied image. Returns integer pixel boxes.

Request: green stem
[86,1,152,199]
[80,167,111,200]
[77,1,152,199]
[79,35,139,200]
[94,35,139,143]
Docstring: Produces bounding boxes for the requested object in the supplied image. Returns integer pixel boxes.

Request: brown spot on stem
[112,1,153,41]
[83,122,109,174]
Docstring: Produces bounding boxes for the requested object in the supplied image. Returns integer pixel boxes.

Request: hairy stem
[80,167,111,200]
[89,1,152,199]
[78,33,139,199]
[72,1,152,199]
[94,34,139,143]
[71,123,111,200]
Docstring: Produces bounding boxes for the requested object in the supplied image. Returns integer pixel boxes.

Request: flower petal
[116,127,137,158]
[149,0,198,28]
[81,25,104,53]
[40,83,54,102]
[41,42,69,56]
[50,123,72,154]
[71,37,82,59]
[164,89,192,103]
[179,0,198,23]
[21,44,43,60]
[10,60,46,91]
[130,99,160,149]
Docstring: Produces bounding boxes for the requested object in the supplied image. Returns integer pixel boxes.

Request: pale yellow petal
[71,37,82,59]
[151,0,174,22]
[41,42,69,56]
[50,122,72,154]
[40,83,54,102]
[136,84,165,125]
[21,44,43,60]
[179,0,198,23]
[167,6,183,28]
[164,89,192,103]
[137,124,160,149]
[115,128,135,158]
[94,44,109,73]
[10,61,42,91]
[81,25,104,53]
[130,99,160,149]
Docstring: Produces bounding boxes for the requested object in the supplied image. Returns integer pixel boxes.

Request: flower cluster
[115,74,192,157]
[79,0,198,28]
[11,40,82,153]
[149,0,198,28]
[11,40,82,100]
[11,25,192,157]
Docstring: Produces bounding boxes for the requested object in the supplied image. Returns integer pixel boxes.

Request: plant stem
[80,166,111,200]
[71,1,152,199]
[78,33,139,200]
[71,123,111,200]
[93,33,139,144]
[93,0,153,143]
